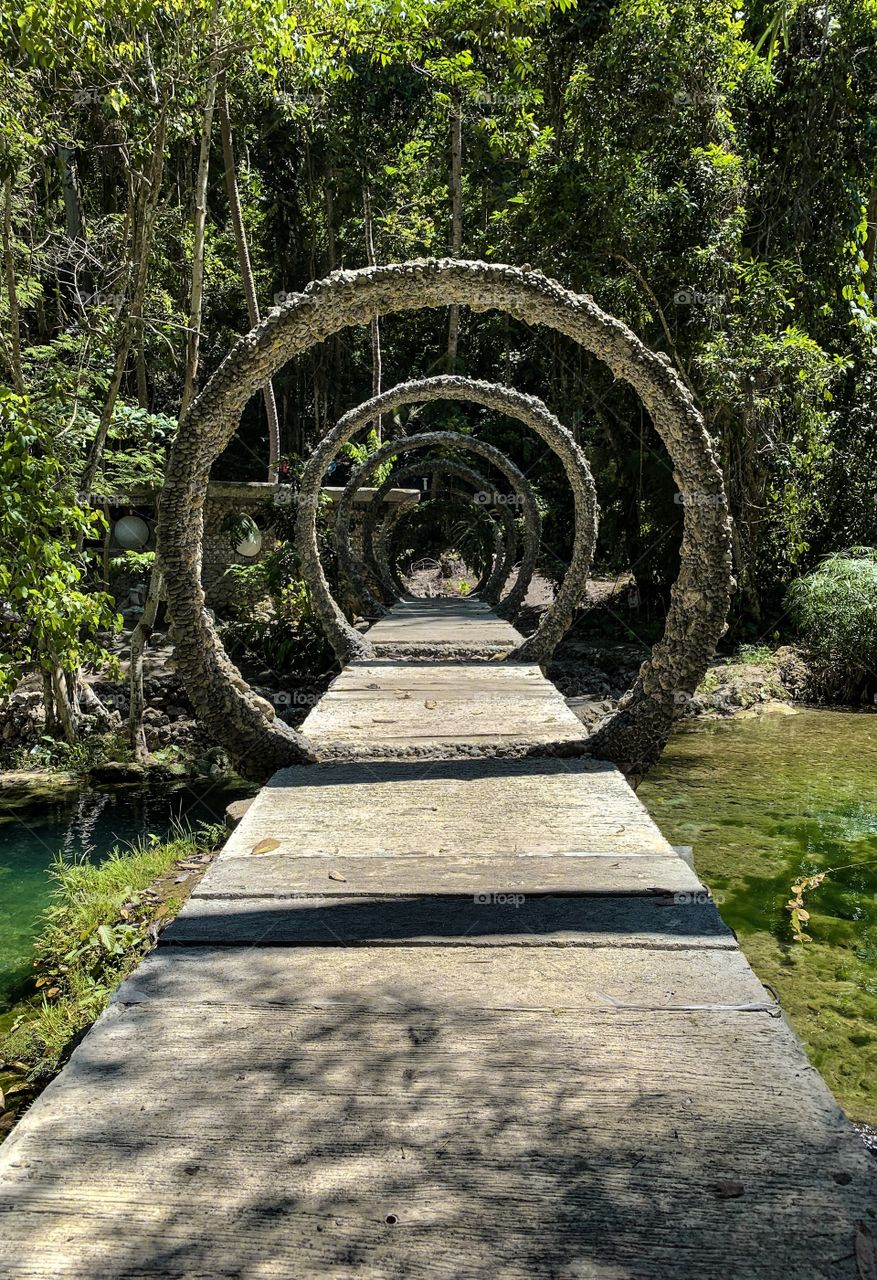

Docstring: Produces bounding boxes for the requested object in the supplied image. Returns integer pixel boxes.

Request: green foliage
[1,823,223,1084]
[5,730,133,774]
[340,428,395,487]
[0,392,120,697]
[785,549,877,673]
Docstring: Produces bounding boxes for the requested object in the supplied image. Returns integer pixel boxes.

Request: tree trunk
[217,70,280,480]
[181,54,220,417]
[447,90,463,370]
[51,665,78,745]
[362,180,382,439]
[135,332,149,408]
[2,178,25,394]
[79,111,167,501]
[128,567,163,761]
[863,159,877,289]
[55,144,84,241]
[41,666,57,736]
[129,59,216,755]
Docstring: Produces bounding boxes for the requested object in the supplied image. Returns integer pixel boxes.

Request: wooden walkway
[0,598,875,1278]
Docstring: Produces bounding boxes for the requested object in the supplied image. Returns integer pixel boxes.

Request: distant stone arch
[356,457,522,609]
[157,259,732,779]
[375,492,506,601]
[331,426,542,639]
[301,379,597,667]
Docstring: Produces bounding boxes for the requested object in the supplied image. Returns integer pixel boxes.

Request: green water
[0,781,251,1012]
[639,708,877,1124]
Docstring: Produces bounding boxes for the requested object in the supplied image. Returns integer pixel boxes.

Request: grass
[0,821,223,1132]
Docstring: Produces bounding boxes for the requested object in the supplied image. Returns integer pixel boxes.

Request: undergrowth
[0,821,223,1129]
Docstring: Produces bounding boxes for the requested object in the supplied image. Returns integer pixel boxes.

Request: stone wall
[103,482,419,612]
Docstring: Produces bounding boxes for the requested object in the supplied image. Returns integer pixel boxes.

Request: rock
[0,770,80,810]
[226,798,254,829]
[88,761,148,785]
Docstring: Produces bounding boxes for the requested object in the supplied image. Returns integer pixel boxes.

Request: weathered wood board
[366,598,523,652]
[0,949,873,1279]
[210,758,676,860]
[192,852,706,898]
[164,892,736,947]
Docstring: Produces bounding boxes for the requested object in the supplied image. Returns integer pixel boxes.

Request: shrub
[785,548,877,677]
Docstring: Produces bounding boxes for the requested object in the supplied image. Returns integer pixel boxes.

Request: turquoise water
[0,781,251,1011]
[639,708,877,1123]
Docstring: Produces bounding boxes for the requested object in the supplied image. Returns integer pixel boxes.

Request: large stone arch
[302,379,597,667]
[157,259,732,780]
[359,457,521,608]
[332,427,541,633]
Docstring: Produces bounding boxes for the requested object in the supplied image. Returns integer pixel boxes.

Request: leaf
[424,699,437,710]
[328,869,347,882]
[97,924,115,952]
[0,1087,5,1112]
[251,838,281,855]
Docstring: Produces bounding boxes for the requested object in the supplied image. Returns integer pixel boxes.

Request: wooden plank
[192,852,706,898]
[365,599,524,652]
[162,892,735,948]
[0,950,872,1278]
[212,758,676,862]
[112,943,769,1009]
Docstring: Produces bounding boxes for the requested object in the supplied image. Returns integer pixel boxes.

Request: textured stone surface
[157,260,731,779]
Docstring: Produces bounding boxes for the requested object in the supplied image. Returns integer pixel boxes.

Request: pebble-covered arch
[376,491,506,601]
[333,427,541,631]
[305,378,597,667]
[356,457,522,610]
[157,258,732,780]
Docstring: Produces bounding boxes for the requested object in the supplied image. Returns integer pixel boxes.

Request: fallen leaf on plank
[251,838,281,855]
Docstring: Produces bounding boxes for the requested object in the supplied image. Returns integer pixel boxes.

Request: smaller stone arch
[375,487,510,602]
[297,377,597,666]
[360,457,520,608]
[334,432,540,629]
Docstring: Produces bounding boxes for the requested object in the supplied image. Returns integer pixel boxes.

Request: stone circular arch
[358,458,520,610]
[157,259,732,779]
[306,380,596,668]
[375,488,509,602]
[334,429,540,624]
